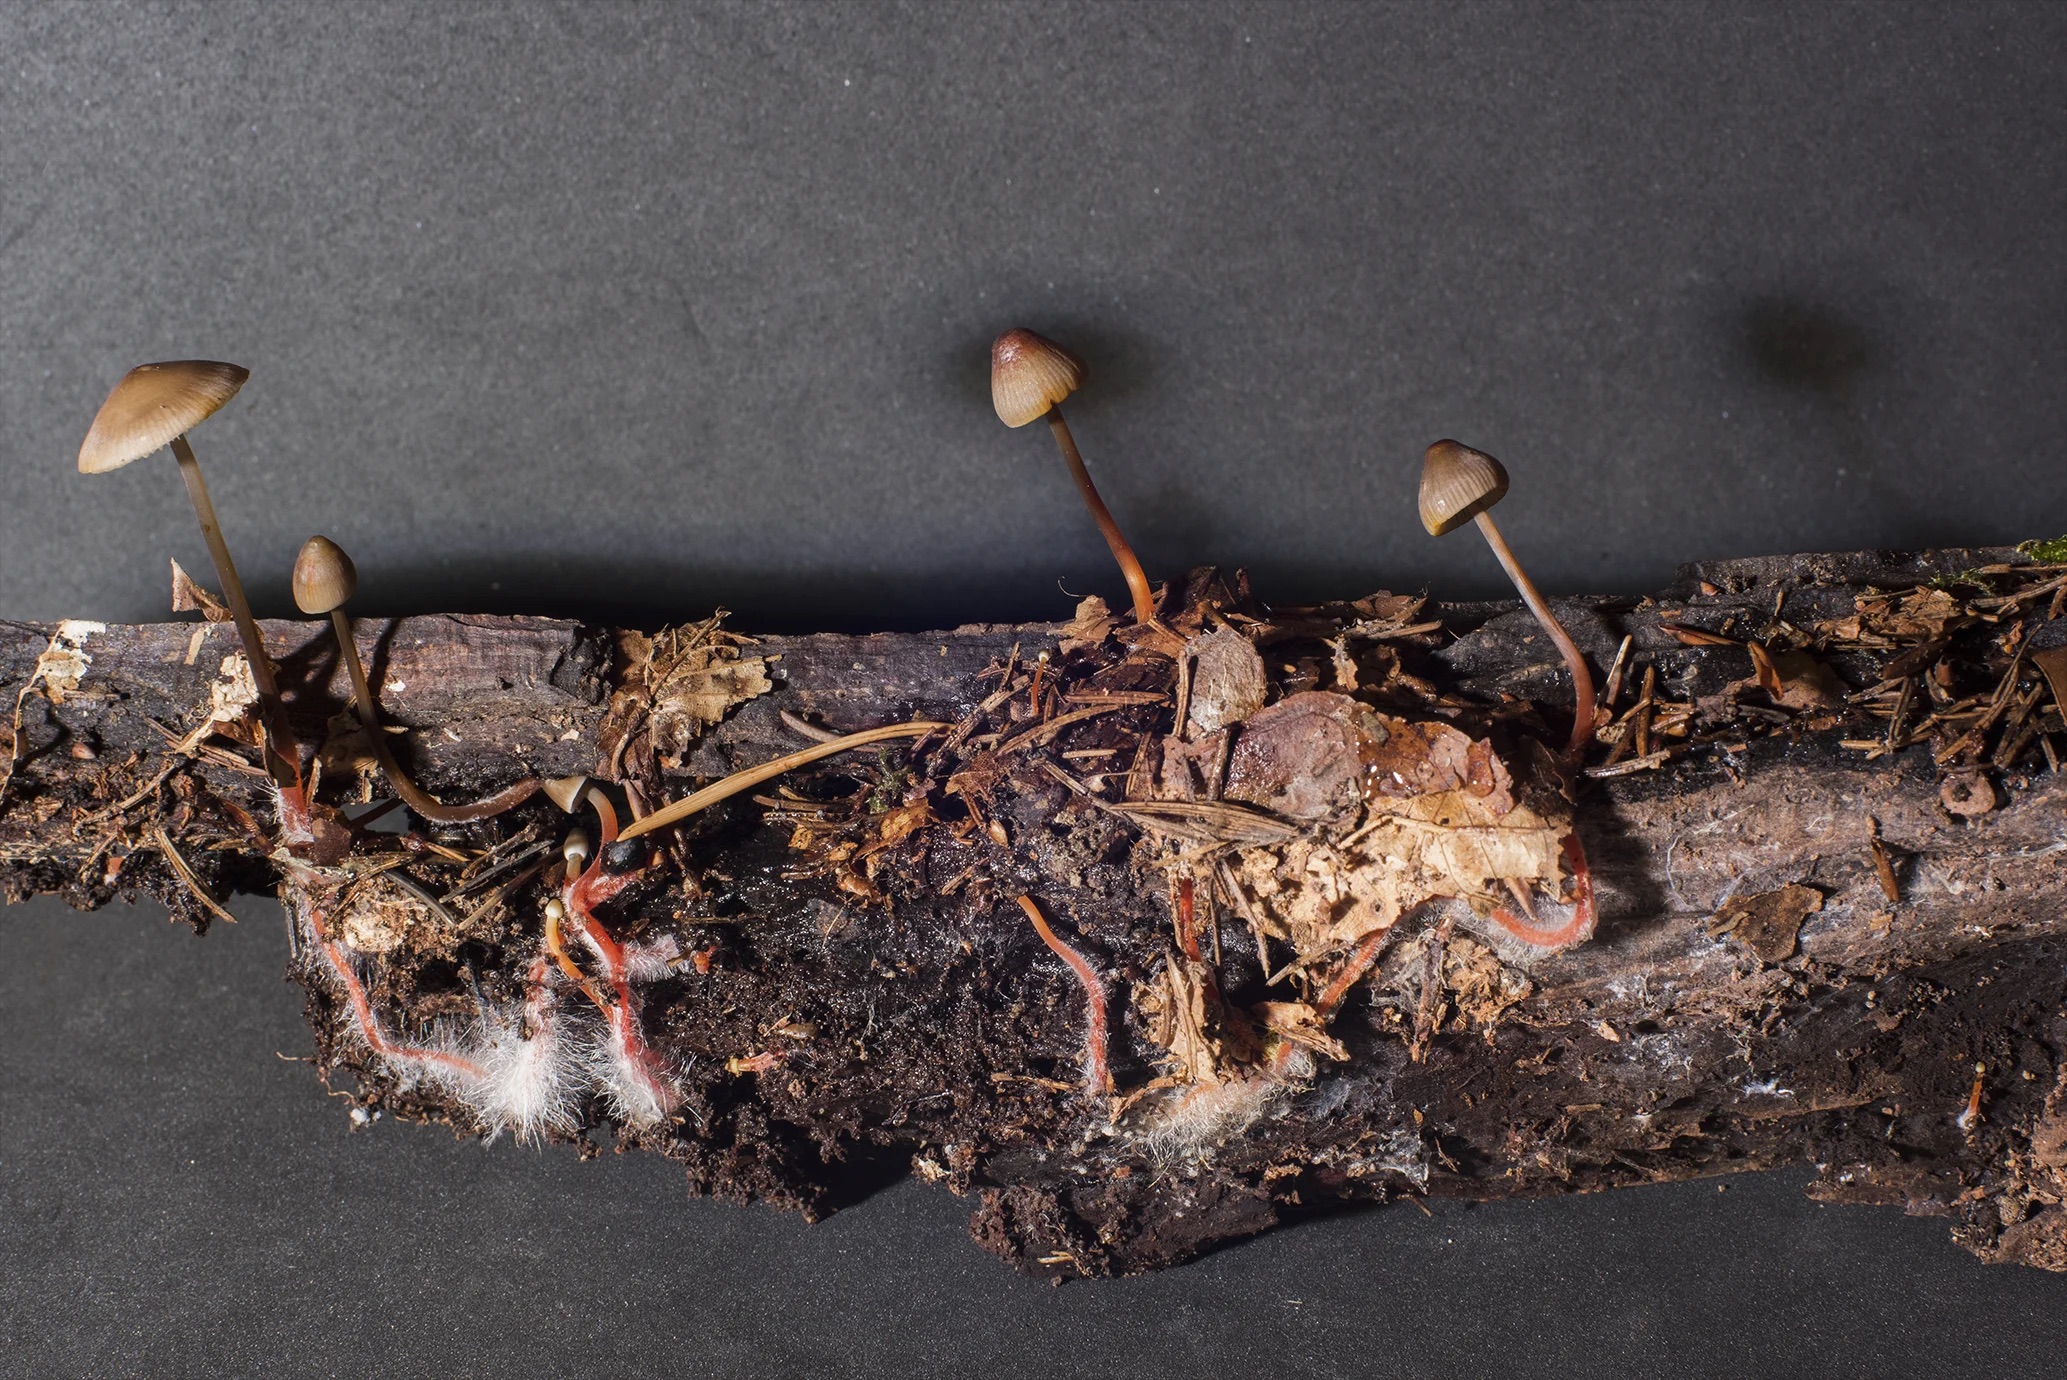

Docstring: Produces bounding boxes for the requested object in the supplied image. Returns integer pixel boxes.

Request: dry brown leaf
[1186,628,1267,735]
[2035,646,2067,715]
[1252,1001,1350,1061]
[1222,691,1385,824]
[1707,883,1822,963]
[597,615,772,773]
[1057,595,1118,655]
[1138,954,1258,1085]
[1441,936,1533,1027]
[1822,587,1968,644]
[1228,704,1569,957]
[27,621,100,705]
[1346,591,1429,627]
[169,559,231,622]
[1747,643,1845,711]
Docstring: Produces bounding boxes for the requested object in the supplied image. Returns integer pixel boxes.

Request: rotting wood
[3,545,2066,1278]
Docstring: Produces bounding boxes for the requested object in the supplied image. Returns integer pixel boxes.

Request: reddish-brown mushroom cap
[1418,439,1510,537]
[991,329,1085,427]
[78,361,250,474]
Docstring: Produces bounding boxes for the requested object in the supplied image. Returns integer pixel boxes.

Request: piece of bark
[3,546,2065,1279]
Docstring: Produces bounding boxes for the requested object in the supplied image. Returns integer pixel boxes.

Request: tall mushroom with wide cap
[292,534,541,824]
[78,361,302,791]
[1419,439,1597,760]
[991,328,1158,625]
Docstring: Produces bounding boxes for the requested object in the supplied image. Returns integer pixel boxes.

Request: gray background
[3,1,2065,1375]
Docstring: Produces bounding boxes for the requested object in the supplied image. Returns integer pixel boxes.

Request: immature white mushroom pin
[991,328,1158,625]
[293,535,541,823]
[1419,440,1597,759]
[78,361,301,789]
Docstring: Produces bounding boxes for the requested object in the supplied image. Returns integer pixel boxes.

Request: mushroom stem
[327,608,541,823]
[1472,510,1596,759]
[169,434,300,790]
[1047,404,1157,625]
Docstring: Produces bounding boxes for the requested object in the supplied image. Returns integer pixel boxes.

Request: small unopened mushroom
[991,328,1157,624]
[293,535,540,823]
[79,361,300,789]
[1419,440,1597,759]
[562,828,591,881]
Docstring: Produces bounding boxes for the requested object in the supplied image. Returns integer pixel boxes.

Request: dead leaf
[1359,717,1514,811]
[2034,646,2067,715]
[169,559,231,622]
[1344,591,1430,632]
[1186,628,1267,735]
[1227,703,1570,957]
[1707,884,1822,963]
[1441,937,1532,1026]
[1138,954,1258,1084]
[597,615,772,773]
[1252,1001,1350,1061]
[1747,643,1845,711]
[1057,595,1118,655]
[1222,691,1385,824]
[1822,587,1969,645]
[26,621,101,705]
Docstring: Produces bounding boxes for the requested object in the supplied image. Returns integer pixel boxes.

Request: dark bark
[3,545,2064,1277]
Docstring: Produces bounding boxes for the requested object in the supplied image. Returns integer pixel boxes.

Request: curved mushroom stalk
[1419,440,1598,760]
[293,535,541,824]
[992,328,1159,625]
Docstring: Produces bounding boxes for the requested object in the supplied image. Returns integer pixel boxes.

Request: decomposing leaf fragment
[1441,936,1533,1027]
[1185,628,1266,735]
[1252,1000,1349,1061]
[1821,587,1969,645]
[2034,646,2067,716]
[1222,691,1384,824]
[169,558,231,622]
[1746,643,1845,711]
[597,615,772,773]
[1057,595,1119,655]
[1229,706,1571,957]
[1707,884,1822,963]
[1138,954,1257,1085]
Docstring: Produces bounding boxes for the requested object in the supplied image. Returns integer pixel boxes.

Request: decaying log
[3,545,2065,1277]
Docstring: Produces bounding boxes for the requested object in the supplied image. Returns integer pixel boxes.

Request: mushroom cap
[990,329,1085,427]
[1418,440,1511,536]
[78,361,250,474]
[543,775,592,813]
[292,535,358,615]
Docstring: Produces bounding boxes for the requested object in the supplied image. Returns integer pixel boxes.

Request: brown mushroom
[78,361,301,789]
[1419,440,1597,759]
[292,535,540,823]
[991,328,1158,624]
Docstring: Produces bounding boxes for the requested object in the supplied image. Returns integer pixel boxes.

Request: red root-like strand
[1015,894,1114,1098]
[1487,833,1596,949]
